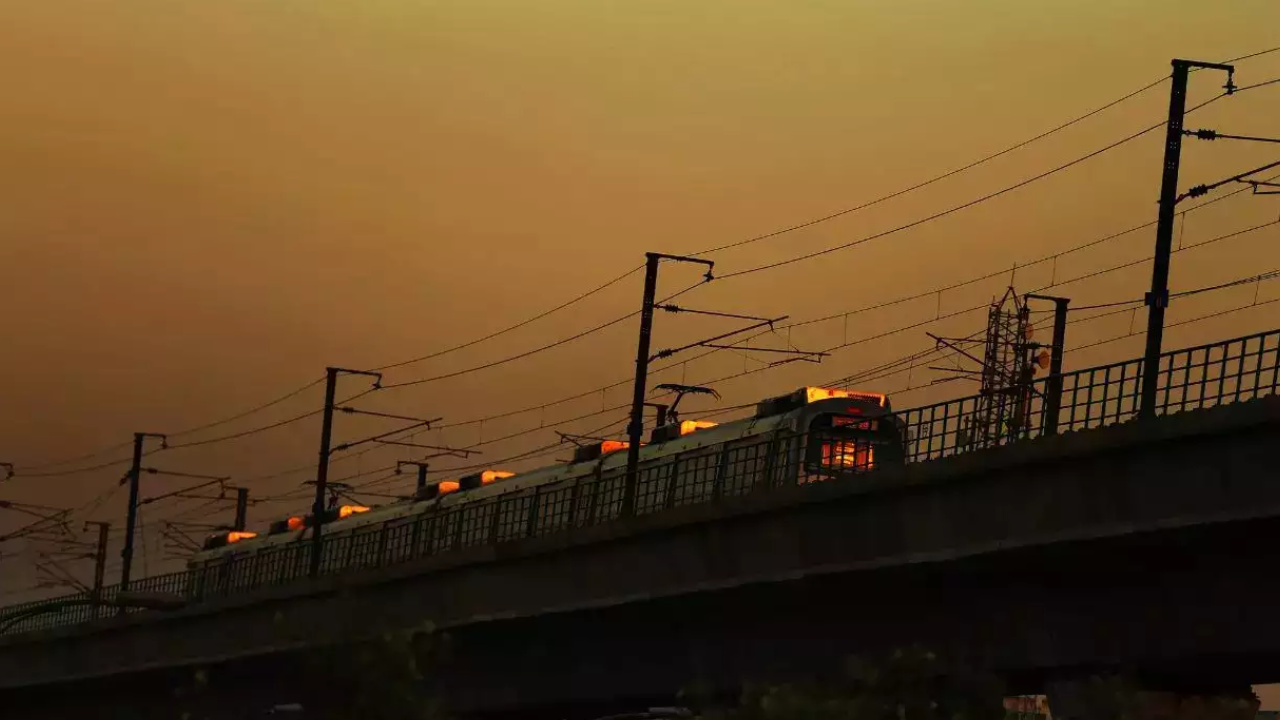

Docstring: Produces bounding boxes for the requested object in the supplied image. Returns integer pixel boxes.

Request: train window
[805,412,903,475]
[818,438,875,470]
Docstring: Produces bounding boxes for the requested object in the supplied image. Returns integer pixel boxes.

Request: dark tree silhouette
[689,647,1007,720]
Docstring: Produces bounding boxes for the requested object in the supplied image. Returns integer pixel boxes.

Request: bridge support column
[1046,677,1259,720]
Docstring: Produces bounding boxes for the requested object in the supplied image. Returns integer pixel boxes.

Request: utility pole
[1140,58,1235,418]
[622,252,714,517]
[1026,294,1070,436]
[232,487,249,531]
[310,367,382,578]
[120,432,165,593]
[84,521,109,616]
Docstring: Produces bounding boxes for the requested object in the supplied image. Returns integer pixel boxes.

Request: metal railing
[4,329,1279,637]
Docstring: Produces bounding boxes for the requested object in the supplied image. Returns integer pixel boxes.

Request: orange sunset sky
[2,1,1280,675]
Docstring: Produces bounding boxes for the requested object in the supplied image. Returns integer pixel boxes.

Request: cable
[35,162,1271,486]
[333,210,1280,509]
[75,484,123,521]
[357,48,1280,394]
[22,49,1277,484]
[14,452,148,480]
[1176,269,1280,298]
[685,44,1271,258]
[374,265,643,372]
[1069,295,1280,355]
[827,265,1280,393]
[691,76,1170,256]
[12,261,629,472]
[167,497,230,525]
[158,257,1280,519]
[351,213,1280,479]
[359,65,1260,394]
[235,407,453,486]
[34,64,1280,526]
[1059,298,1146,312]
[717,94,1230,282]
[10,442,134,474]
[384,175,1266,441]
[1222,46,1280,64]
[372,65,1190,391]
[12,381,325,474]
[360,413,634,494]
[163,385,378,451]
[1236,77,1280,94]
[9,57,1265,486]
[623,219,1280,423]
[166,378,326,439]
[1059,267,1280,313]
[381,277,709,390]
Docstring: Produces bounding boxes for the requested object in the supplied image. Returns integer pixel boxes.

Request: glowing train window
[820,441,875,470]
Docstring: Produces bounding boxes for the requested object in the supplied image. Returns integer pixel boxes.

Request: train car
[449,385,904,527]
[184,385,904,593]
[184,468,527,591]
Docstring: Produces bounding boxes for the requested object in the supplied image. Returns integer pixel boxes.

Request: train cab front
[759,386,905,479]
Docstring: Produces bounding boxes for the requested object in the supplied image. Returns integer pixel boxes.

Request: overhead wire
[349,211,1280,484]
[22,47,1279,480]
[377,175,1265,440]
[214,253,1280,520]
[689,43,1277,260]
[378,90,1176,393]
[365,67,1236,393]
[373,265,644,372]
[371,65,1182,388]
[581,261,1280,434]
[825,264,1280,395]
[690,76,1170,256]
[166,378,326,440]
[74,208,1280,526]
[715,92,1233,282]
[379,275,711,390]
[162,385,380,451]
[1069,294,1280,355]
[12,381,326,474]
[10,53,1266,481]
[18,51,1280,540]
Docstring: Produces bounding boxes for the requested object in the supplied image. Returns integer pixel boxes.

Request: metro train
[187,385,906,579]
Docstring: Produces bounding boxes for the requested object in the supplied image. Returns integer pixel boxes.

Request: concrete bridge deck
[4,395,1280,717]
